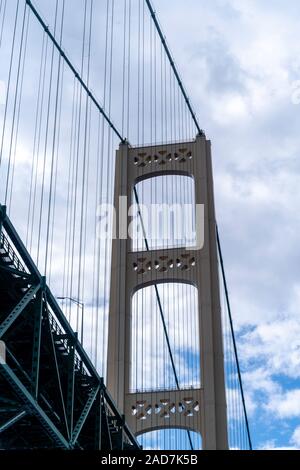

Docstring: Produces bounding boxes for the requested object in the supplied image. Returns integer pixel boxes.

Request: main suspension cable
[145,0,203,138]
[26,0,124,143]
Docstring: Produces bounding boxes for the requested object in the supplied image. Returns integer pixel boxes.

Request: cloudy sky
[1,0,300,450]
[154,0,300,449]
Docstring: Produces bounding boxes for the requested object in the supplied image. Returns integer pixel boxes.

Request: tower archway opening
[130,282,200,393]
[132,173,196,252]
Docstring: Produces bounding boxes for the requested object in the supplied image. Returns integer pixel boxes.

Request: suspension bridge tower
[106,134,228,450]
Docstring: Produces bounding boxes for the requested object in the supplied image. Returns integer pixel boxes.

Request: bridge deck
[0,205,139,450]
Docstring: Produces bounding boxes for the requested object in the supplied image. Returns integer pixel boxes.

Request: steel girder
[0,204,138,450]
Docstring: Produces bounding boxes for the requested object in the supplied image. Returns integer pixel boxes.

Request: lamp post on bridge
[57,296,85,347]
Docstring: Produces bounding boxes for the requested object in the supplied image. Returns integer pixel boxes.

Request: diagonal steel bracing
[0,410,27,434]
[0,284,41,339]
[71,385,101,446]
[0,363,71,448]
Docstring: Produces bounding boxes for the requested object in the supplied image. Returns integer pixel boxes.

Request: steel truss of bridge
[0,204,139,450]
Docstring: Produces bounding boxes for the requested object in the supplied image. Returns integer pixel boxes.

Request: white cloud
[240,319,300,379]
[243,368,280,397]
[260,439,297,451]
[266,389,300,419]
[260,426,300,450]
[211,92,250,125]
[291,426,300,448]
[0,80,5,105]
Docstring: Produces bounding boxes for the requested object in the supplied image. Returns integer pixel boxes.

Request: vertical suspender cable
[29,35,49,255]
[134,186,194,450]
[44,0,65,275]
[0,0,7,48]
[49,56,65,285]
[36,0,59,267]
[62,75,76,319]
[4,1,27,205]
[0,0,20,169]
[26,30,45,246]
[77,0,93,340]
[216,226,252,450]
[8,5,30,210]
[144,0,203,138]
[96,0,109,371]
